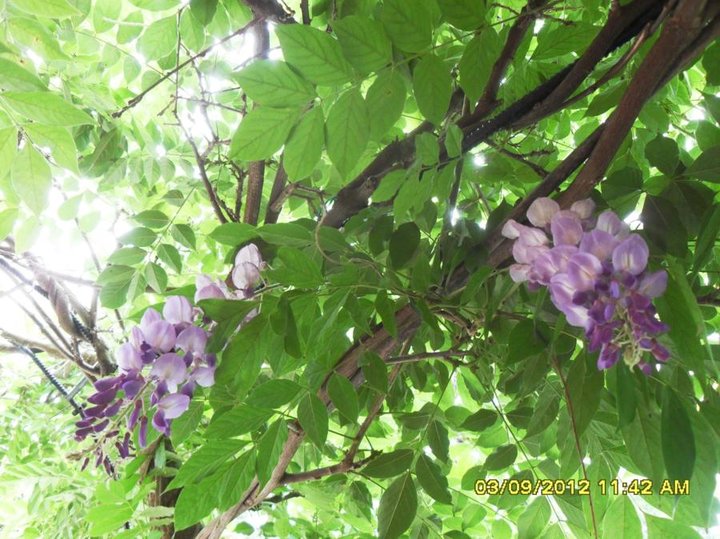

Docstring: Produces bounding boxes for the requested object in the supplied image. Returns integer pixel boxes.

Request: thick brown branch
[264,162,288,224]
[281,453,376,485]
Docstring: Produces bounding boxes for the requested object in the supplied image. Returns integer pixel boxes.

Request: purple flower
[598,344,621,369]
[570,199,596,220]
[232,244,264,290]
[150,353,187,391]
[195,274,229,302]
[566,252,603,292]
[157,393,190,420]
[526,198,559,227]
[512,241,548,265]
[176,326,208,356]
[163,296,193,325]
[509,263,531,283]
[550,211,583,246]
[116,342,142,372]
[638,270,667,297]
[579,230,618,261]
[612,235,649,275]
[596,210,629,238]
[138,416,148,448]
[191,366,215,388]
[501,220,548,245]
[143,320,176,352]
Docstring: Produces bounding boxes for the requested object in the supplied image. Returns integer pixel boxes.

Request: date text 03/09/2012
[473,478,690,496]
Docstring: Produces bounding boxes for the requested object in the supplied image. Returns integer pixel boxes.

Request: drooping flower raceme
[76,244,264,469]
[502,198,669,373]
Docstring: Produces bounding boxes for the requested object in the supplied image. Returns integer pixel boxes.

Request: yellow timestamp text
[473,478,690,496]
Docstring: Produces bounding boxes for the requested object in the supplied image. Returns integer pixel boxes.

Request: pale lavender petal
[509,264,531,282]
[570,199,596,220]
[566,252,603,291]
[116,342,143,372]
[549,273,576,310]
[144,320,177,352]
[527,197,560,227]
[579,230,618,261]
[638,270,667,297]
[176,326,208,355]
[157,393,190,420]
[235,243,263,269]
[501,219,523,239]
[562,304,592,329]
[130,326,144,348]
[512,242,549,265]
[195,283,227,303]
[150,353,187,391]
[596,210,629,238]
[550,210,583,246]
[232,262,261,290]
[151,409,168,434]
[163,296,193,325]
[612,234,649,275]
[192,366,215,387]
[139,308,162,335]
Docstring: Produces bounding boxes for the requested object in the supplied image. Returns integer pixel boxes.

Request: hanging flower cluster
[76,244,264,468]
[502,198,669,373]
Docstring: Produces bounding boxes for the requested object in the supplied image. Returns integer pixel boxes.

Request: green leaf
[601,496,640,539]
[167,439,245,490]
[413,54,452,125]
[171,223,196,249]
[377,472,417,539]
[132,210,169,229]
[108,247,146,266]
[206,405,273,439]
[284,105,324,180]
[0,208,18,240]
[234,60,316,107]
[615,362,637,428]
[655,262,709,376]
[461,409,498,431]
[137,16,178,60]
[0,58,46,91]
[518,497,550,539]
[259,222,313,247]
[119,227,156,247]
[12,0,80,18]
[209,222,256,246]
[646,516,701,539]
[375,290,397,338]
[247,379,301,409]
[174,473,218,531]
[366,70,406,141]
[684,145,720,181]
[297,393,328,449]
[23,125,78,172]
[2,91,92,126]
[363,449,413,478]
[381,0,433,53]
[661,387,696,482]
[276,24,353,86]
[117,12,144,44]
[693,204,720,271]
[218,449,256,510]
[484,444,517,471]
[327,373,359,422]
[230,107,300,161]
[602,167,642,202]
[507,319,545,363]
[157,243,182,273]
[190,0,218,25]
[0,127,17,176]
[437,0,485,30]
[645,136,679,175]
[389,222,420,269]
[533,23,594,60]
[526,386,559,437]
[325,87,370,178]
[427,420,449,462]
[641,195,687,257]
[86,504,135,536]
[170,400,204,446]
[256,419,288,487]
[11,144,51,215]
[333,15,392,74]
[144,262,167,293]
[415,454,452,504]
[272,246,323,288]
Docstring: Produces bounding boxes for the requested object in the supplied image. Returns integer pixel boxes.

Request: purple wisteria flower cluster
[76,244,264,468]
[502,198,670,373]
